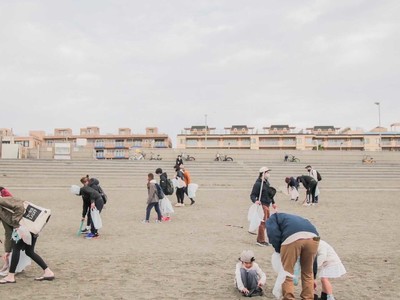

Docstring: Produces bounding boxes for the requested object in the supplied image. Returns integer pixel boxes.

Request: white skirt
[318,263,346,278]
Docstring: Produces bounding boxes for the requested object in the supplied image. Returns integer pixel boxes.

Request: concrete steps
[1,157,399,190]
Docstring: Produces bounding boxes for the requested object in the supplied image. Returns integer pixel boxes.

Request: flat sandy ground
[1,187,399,299]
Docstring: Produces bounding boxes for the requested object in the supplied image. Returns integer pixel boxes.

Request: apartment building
[1,127,172,159]
[177,124,400,151]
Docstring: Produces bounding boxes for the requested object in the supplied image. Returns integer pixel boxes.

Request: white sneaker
[303,203,311,207]
[174,203,181,207]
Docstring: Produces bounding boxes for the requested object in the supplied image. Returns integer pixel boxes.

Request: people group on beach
[1,155,345,300]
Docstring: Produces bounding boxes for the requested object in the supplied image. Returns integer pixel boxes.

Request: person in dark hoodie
[297,175,318,206]
[266,212,320,300]
[250,167,277,247]
[79,176,104,239]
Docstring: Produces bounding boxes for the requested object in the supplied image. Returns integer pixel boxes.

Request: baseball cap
[240,250,255,263]
[259,166,271,173]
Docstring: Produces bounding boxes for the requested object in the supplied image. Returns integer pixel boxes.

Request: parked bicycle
[149,152,162,160]
[181,152,195,161]
[285,154,300,162]
[129,152,146,160]
[214,153,233,162]
[362,155,376,164]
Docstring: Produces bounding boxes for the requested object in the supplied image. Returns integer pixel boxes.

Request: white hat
[259,166,271,173]
[240,250,255,263]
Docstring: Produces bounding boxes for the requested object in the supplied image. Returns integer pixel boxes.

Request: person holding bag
[79,176,104,239]
[250,167,277,247]
[0,197,54,284]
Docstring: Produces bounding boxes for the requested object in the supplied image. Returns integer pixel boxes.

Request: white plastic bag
[290,188,299,200]
[9,250,31,273]
[90,208,102,229]
[247,204,264,233]
[70,185,80,195]
[160,197,174,214]
[271,252,294,299]
[187,183,198,198]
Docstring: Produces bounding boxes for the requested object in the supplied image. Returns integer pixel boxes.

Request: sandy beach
[0,183,399,299]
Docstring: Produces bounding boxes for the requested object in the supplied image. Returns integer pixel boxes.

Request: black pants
[307,182,317,203]
[9,234,47,273]
[176,188,185,204]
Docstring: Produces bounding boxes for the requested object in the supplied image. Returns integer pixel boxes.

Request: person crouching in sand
[235,250,266,297]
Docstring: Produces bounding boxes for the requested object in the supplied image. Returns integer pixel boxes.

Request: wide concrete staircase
[1,150,399,191]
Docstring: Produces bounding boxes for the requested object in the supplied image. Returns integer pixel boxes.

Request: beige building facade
[1,127,172,159]
[177,124,400,151]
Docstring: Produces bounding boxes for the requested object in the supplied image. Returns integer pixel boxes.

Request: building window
[115,139,124,147]
[114,149,125,157]
[95,140,105,147]
[186,139,198,146]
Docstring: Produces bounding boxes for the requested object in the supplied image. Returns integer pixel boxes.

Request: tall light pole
[374,102,381,150]
[204,114,208,149]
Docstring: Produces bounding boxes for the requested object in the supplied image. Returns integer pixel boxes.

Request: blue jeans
[146,202,162,221]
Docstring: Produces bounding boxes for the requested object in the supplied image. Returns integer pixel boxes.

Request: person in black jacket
[79,176,104,239]
[250,167,277,247]
[297,175,317,206]
[155,168,168,193]
[285,177,299,201]
[266,213,319,300]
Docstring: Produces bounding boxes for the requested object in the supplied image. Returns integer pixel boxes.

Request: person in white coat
[316,240,347,300]
[235,250,266,297]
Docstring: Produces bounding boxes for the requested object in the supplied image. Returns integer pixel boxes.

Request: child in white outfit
[235,250,266,297]
[316,240,347,300]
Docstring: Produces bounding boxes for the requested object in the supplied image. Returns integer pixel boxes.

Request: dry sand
[1,186,399,299]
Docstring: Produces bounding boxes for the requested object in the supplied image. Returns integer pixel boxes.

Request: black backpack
[98,185,108,204]
[155,183,165,199]
[316,171,322,181]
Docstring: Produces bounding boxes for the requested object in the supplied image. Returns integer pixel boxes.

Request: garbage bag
[247,204,264,233]
[160,197,174,214]
[187,183,198,198]
[90,208,102,229]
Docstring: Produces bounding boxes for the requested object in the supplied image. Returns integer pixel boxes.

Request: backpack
[98,185,108,204]
[316,171,322,181]
[155,183,165,199]
[160,177,174,195]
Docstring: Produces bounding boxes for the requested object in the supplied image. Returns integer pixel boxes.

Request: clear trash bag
[247,204,264,233]
[90,208,102,229]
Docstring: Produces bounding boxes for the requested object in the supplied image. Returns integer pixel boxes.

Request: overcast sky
[1,0,399,143]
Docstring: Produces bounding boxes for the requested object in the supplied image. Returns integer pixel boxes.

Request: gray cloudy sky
[1,0,399,143]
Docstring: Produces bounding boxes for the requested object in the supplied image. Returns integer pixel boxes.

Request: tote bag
[19,202,51,235]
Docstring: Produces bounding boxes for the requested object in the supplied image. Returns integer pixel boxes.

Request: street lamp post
[374,102,381,150]
[204,114,208,150]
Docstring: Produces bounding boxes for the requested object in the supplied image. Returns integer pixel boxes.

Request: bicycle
[286,154,300,163]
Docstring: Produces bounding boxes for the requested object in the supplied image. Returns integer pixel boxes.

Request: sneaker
[190,199,195,205]
[80,228,89,234]
[256,241,269,247]
[141,220,150,224]
[162,216,171,222]
[85,233,97,239]
[303,202,311,207]
[174,203,181,207]
[181,203,185,207]
[155,220,162,224]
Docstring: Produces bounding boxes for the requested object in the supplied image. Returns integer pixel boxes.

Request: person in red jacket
[0,187,12,197]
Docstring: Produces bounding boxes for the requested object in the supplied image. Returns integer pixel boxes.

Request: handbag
[19,202,52,235]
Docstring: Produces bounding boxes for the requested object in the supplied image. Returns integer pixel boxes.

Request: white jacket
[235,261,266,291]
